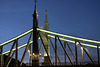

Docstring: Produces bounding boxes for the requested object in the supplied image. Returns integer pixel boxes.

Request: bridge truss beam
[0,28,100,66]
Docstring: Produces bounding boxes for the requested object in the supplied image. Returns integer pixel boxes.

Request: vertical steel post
[97,44,99,64]
[58,37,73,65]
[39,43,43,54]
[29,44,31,66]
[75,40,78,65]
[78,41,95,64]
[5,41,16,66]
[20,33,33,66]
[81,47,84,65]
[15,39,18,67]
[49,38,62,65]
[64,41,66,65]
[32,0,39,66]
[55,36,57,65]
[0,46,3,67]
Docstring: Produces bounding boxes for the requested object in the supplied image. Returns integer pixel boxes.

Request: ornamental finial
[45,9,47,13]
[35,0,37,4]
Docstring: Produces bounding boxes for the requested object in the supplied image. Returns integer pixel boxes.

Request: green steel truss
[0,28,100,66]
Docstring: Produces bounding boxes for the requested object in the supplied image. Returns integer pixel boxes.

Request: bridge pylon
[43,10,50,66]
[32,0,39,66]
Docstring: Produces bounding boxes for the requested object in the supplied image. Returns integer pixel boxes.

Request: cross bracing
[0,0,100,67]
[0,28,100,48]
[0,28,99,66]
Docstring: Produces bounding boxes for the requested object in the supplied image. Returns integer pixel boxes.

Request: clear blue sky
[0,0,100,63]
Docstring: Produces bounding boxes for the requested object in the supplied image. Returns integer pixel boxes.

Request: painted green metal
[0,28,99,50]
[66,42,76,60]
[6,51,16,67]
[39,43,43,54]
[37,28,100,44]
[39,32,53,65]
[20,32,33,66]
[49,38,62,65]
[55,36,57,65]
[81,46,84,65]
[2,37,41,55]
[84,46,97,64]
[15,39,18,67]
[0,27,99,66]
[29,43,31,66]
[78,41,97,63]
[0,28,99,55]
[0,0,100,66]
[78,41,95,64]
[0,46,3,67]
[44,10,49,31]
[84,47,95,64]
[64,41,66,65]
[58,36,73,65]
[97,44,99,64]
[44,10,50,65]
[75,40,78,65]
[5,41,16,65]
[48,35,100,48]
[0,29,33,47]
[3,41,33,55]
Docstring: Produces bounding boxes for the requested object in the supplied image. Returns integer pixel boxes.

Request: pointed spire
[35,0,37,4]
[44,9,49,30]
[34,0,37,13]
[32,0,39,66]
[33,0,38,27]
[45,9,48,21]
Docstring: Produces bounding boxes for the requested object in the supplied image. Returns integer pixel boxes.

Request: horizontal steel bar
[0,29,33,46]
[48,35,100,48]
[0,28,100,55]
[2,41,33,55]
[1,28,99,48]
[37,28,100,44]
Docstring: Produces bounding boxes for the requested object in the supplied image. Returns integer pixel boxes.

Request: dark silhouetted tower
[32,0,39,66]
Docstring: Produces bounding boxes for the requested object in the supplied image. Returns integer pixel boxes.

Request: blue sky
[0,0,100,63]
